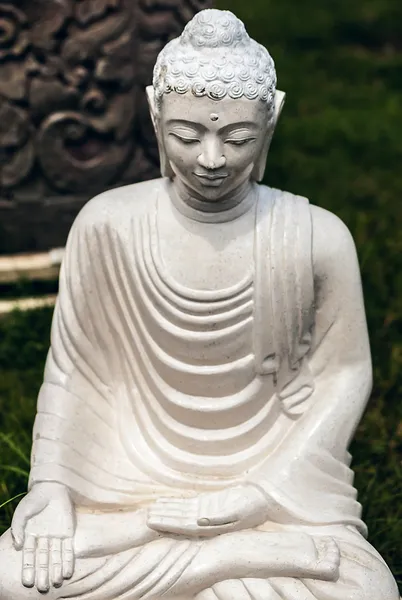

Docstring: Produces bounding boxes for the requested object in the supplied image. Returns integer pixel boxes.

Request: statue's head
[147,9,285,200]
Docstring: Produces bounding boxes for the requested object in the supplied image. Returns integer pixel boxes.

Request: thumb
[11,492,47,549]
[198,509,239,527]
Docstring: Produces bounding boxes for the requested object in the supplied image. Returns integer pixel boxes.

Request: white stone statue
[0,9,399,600]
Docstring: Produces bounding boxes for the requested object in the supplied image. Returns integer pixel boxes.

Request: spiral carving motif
[0,0,212,253]
[153,10,276,110]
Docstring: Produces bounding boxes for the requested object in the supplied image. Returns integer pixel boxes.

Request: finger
[62,538,74,579]
[11,499,30,550]
[148,507,197,519]
[12,495,47,549]
[194,522,238,536]
[152,501,196,513]
[148,518,235,537]
[149,504,186,514]
[147,516,196,534]
[36,537,50,593]
[51,538,63,587]
[210,491,224,516]
[151,506,192,516]
[21,535,36,588]
[148,513,198,525]
[153,497,193,505]
[198,493,216,522]
[11,528,20,551]
[148,516,234,537]
[158,499,197,508]
[147,515,174,530]
[199,510,239,527]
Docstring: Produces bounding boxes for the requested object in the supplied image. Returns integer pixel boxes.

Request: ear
[273,90,286,123]
[146,85,174,179]
[251,90,286,182]
[146,86,157,132]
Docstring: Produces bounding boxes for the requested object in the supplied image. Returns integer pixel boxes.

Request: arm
[29,199,118,503]
[285,205,372,456]
[241,206,372,530]
[11,194,119,590]
[10,211,99,591]
[74,509,160,558]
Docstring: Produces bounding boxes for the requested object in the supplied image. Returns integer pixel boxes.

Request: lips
[194,172,228,181]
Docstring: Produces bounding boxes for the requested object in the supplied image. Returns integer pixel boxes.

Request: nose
[197,137,226,170]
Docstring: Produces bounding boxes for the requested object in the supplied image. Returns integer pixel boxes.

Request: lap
[0,524,399,600]
[194,527,399,600]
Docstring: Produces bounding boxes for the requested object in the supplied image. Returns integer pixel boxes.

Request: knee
[0,529,27,600]
[358,558,400,600]
[342,549,400,600]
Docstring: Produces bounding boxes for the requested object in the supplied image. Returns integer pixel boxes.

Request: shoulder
[260,185,360,280]
[259,185,310,214]
[310,204,359,279]
[71,178,165,232]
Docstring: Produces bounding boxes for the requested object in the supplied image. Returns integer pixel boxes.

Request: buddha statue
[0,8,399,600]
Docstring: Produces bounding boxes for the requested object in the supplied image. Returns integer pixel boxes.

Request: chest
[155,203,255,291]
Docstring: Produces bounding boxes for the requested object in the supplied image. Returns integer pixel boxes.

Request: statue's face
[159,93,270,200]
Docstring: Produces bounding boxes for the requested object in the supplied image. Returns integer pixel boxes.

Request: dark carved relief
[0,0,211,253]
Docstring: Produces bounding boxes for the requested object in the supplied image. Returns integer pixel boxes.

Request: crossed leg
[0,511,399,600]
[0,519,339,600]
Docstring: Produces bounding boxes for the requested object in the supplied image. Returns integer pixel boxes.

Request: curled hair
[153,9,276,115]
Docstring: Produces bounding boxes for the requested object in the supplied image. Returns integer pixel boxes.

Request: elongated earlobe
[273,90,286,123]
[251,90,286,182]
[146,86,174,179]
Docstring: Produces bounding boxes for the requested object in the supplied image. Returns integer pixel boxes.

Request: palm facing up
[11,481,75,592]
[147,484,271,537]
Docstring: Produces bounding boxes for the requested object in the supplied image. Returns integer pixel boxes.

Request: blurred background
[0,0,401,590]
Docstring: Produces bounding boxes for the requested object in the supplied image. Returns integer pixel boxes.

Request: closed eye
[169,133,200,144]
[225,138,257,146]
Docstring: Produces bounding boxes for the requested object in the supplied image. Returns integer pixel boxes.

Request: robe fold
[25,180,397,600]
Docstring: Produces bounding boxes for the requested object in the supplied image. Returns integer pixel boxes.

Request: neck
[167,178,257,224]
[173,178,252,213]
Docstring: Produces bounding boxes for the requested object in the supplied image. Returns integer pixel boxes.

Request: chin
[190,179,237,201]
[198,187,228,202]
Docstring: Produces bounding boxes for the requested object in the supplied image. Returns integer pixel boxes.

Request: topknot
[153,9,277,113]
[180,9,249,49]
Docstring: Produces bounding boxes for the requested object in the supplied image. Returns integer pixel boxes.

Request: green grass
[215,0,402,584]
[0,308,53,528]
[0,0,401,591]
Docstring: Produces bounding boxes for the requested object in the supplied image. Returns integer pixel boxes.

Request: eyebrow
[166,119,205,130]
[218,121,259,134]
[166,119,259,133]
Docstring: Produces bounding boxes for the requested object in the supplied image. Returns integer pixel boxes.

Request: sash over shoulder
[254,186,315,415]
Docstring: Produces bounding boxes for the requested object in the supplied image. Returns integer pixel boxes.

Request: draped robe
[5,179,397,600]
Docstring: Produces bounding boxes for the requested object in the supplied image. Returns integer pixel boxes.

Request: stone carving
[0,8,399,600]
[0,0,211,253]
